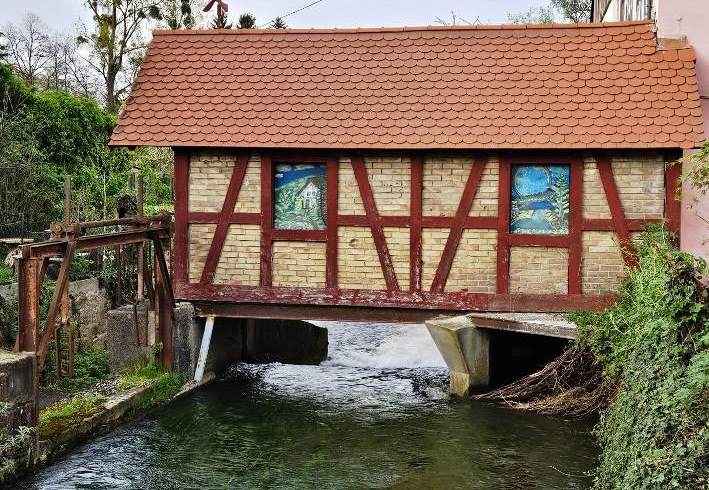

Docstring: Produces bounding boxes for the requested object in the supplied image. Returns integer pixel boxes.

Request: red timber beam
[260,154,274,287]
[409,155,423,292]
[664,150,683,240]
[326,156,339,288]
[431,156,487,293]
[596,154,636,267]
[173,149,190,285]
[351,155,400,291]
[200,153,250,284]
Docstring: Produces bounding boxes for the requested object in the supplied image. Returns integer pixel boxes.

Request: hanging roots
[475,345,616,417]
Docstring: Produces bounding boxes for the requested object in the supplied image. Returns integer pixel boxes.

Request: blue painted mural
[274,163,327,230]
[510,165,570,235]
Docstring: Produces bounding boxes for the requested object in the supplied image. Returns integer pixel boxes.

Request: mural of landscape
[510,164,570,235]
[274,163,327,230]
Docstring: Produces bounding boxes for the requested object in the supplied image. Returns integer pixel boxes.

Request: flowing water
[20,322,598,489]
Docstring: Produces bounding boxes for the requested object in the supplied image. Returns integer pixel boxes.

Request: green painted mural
[510,165,570,235]
[274,163,327,230]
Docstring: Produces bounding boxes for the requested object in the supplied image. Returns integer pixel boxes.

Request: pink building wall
[657,1,708,260]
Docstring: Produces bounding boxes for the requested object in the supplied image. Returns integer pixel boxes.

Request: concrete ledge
[467,313,578,340]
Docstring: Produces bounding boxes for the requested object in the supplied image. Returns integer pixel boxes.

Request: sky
[0,0,547,33]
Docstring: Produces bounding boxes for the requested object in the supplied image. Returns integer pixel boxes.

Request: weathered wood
[201,153,249,284]
[664,151,682,238]
[154,237,174,371]
[431,156,487,293]
[137,175,145,300]
[568,158,584,294]
[326,156,339,288]
[188,212,261,225]
[496,156,512,294]
[173,150,190,284]
[37,242,76,372]
[260,154,274,287]
[24,227,169,258]
[180,283,616,313]
[351,155,400,291]
[410,155,423,292]
[17,257,41,352]
[272,230,327,242]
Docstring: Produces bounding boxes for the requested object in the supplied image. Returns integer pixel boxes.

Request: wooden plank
[173,149,190,284]
[409,155,423,292]
[596,154,636,266]
[568,158,583,294]
[431,156,487,293]
[178,282,616,313]
[351,155,399,291]
[200,154,249,284]
[326,156,339,288]
[153,236,176,309]
[37,242,76,372]
[260,154,274,287]
[496,156,512,294]
[188,212,261,225]
[24,228,169,258]
[272,230,327,242]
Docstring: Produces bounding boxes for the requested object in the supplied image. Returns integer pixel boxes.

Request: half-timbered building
[110,21,705,321]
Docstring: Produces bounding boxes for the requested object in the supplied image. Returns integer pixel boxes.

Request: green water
[20,322,597,489]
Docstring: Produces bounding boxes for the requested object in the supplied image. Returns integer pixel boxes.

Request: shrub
[572,227,708,489]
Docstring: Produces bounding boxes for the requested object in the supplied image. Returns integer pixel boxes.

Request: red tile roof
[110,21,705,150]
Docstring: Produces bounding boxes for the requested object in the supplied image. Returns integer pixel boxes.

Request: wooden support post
[194,316,215,383]
[37,242,76,372]
[153,236,174,370]
[63,175,73,377]
[17,257,41,352]
[137,175,145,301]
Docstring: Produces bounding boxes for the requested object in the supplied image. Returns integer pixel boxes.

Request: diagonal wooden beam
[153,236,176,310]
[37,242,76,372]
[351,155,400,291]
[596,155,637,267]
[431,157,487,293]
[200,154,250,284]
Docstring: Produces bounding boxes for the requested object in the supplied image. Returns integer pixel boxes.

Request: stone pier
[426,316,490,397]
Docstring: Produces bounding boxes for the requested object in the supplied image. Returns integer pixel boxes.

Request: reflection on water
[20,322,597,489]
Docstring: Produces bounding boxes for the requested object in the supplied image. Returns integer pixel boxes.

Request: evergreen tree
[237,13,256,29]
[211,10,232,29]
[270,17,287,29]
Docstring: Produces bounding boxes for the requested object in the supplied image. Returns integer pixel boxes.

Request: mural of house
[593,0,709,260]
[298,179,321,211]
[109,21,704,320]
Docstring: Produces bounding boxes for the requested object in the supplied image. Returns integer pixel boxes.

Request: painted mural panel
[274,163,327,230]
[510,165,569,235]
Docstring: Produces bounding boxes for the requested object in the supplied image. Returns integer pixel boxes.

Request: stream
[20,321,597,489]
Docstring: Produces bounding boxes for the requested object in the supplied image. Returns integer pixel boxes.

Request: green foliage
[69,256,94,281]
[551,0,592,22]
[677,139,709,205]
[0,264,13,284]
[39,394,106,439]
[507,6,556,24]
[571,227,708,489]
[46,349,111,394]
[270,17,287,29]
[118,343,185,409]
[237,13,257,29]
[0,421,34,484]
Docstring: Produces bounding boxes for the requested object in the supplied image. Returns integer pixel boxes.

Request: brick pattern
[188,224,215,283]
[338,156,366,215]
[365,155,411,215]
[383,227,410,290]
[581,231,626,295]
[470,156,499,217]
[613,154,665,220]
[423,157,473,216]
[509,247,569,294]
[422,228,448,291]
[582,157,612,219]
[337,226,386,290]
[272,242,326,287]
[188,151,261,214]
[214,224,260,286]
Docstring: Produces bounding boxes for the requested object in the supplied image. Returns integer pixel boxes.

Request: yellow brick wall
[214,224,260,286]
[509,247,568,294]
[612,154,665,220]
[272,242,326,288]
[383,227,410,290]
[581,231,626,295]
[422,228,448,291]
[422,156,499,217]
[189,151,261,213]
[582,154,664,220]
[187,224,261,286]
[337,227,386,290]
[337,156,366,215]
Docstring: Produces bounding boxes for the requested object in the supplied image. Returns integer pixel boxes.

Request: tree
[507,6,556,24]
[3,14,51,86]
[0,33,8,61]
[78,0,161,114]
[211,10,232,29]
[237,13,256,29]
[270,17,287,29]
[551,0,592,23]
[157,0,197,29]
